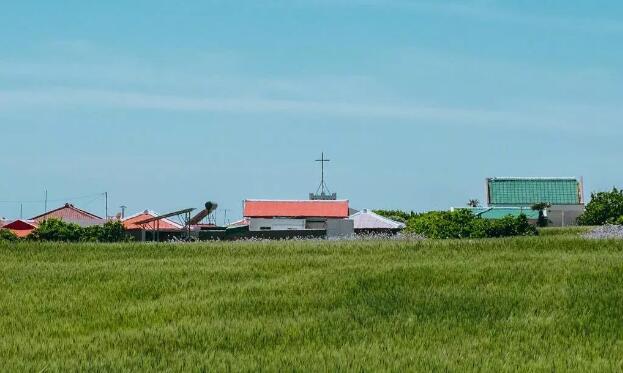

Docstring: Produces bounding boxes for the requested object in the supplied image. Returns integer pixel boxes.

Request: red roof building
[122,210,183,231]
[31,203,104,227]
[3,219,38,238]
[243,200,350,218]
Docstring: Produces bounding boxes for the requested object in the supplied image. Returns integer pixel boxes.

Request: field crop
[1,236,623,371]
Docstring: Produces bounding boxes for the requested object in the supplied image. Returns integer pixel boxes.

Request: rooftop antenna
[223,209,230,226]
[310,152,337,200]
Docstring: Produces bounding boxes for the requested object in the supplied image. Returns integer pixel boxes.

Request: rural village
[3,1,623,370]
[0,155,590,241]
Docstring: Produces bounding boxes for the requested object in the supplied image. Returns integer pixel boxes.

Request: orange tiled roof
[31,203,103,226]
[243,200,349,218]
[3,219,38,238]
[122,211,183,230]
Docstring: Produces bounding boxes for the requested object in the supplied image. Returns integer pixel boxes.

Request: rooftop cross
[310,152,337,200]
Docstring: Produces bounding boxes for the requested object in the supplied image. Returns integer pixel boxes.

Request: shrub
[29,219,83,242]
[373,210,415,223]
[405,210,537,239]
[578,188,623,225]
[98,221,127,242]
[0,228,18,241]
[28,219,128,242]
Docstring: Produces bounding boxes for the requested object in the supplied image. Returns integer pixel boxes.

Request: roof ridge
[244,199,349,202]
[30,203,103,220]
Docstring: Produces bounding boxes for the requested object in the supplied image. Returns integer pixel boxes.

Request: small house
[2,219,38,238]
[122,210,184,241]
[485,177,585,227]
[243,199,354,238]
[349,209,405,235]
[31,203,104,227]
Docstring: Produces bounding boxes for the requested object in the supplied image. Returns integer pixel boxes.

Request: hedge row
[0,219,128,242]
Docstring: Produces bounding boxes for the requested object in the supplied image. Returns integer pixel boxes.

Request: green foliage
[1,238,623,371]
[0,228,18,241]
[406,209,537,239]
[373,209,414,223]
[28,218,127,242]
[579,188,623,225]
[538,226,593,237]
[28,219,83,241]
[82,221,127,242]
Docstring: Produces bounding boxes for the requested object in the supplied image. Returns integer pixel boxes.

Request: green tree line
[0,219,128,242]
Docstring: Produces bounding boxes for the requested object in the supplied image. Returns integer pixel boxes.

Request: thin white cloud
[313,0,623,34]
[0,87,500,120]
[0,87,617,135]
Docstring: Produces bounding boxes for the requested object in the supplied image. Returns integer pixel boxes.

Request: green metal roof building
[486,177,584,207]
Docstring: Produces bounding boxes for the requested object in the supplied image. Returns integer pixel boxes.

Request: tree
[28,219,82,241]
[28,218,128,242]
[373,210,414,223]
[98,220,127,242]
[531,202,551,228]
[578,188,623,226]
[405,210,537,239]
[467,199,480,208]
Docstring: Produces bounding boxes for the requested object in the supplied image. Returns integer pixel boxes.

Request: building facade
[243,199,354,238]
[31,203,104,227]
[349,209,406,235]
[485,177,585,227]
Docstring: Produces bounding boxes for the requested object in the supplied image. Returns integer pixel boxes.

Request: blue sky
[1,1,622,221]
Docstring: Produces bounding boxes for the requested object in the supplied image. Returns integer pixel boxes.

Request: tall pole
[321,152,324,191]
[20,203,23,219]
[44,190,48,212]
[105,192,108,220]
[315,152,331,195]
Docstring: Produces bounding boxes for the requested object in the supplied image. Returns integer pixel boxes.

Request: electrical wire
[0,192,106,204]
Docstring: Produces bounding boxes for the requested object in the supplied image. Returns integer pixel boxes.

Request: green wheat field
[2,234,623,371]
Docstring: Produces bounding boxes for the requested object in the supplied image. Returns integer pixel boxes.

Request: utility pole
[120,205,127,219]
[20,203,23,219]
[105,192,108,220]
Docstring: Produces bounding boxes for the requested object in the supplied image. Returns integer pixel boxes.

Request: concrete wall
[326,219,354,238]
[305,219,327,230]
[249,218,306,231]
[247,217,354,238]
[546,205,585,227]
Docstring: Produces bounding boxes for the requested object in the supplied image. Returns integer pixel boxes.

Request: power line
[0,192,106,204]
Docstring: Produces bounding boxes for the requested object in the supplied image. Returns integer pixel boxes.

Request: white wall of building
[547,205,585,227]
[249,218,306,231]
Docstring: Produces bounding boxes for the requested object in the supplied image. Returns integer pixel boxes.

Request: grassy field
[538,226,594,237]
[2,236,623,371]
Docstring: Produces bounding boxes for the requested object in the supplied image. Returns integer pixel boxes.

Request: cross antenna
[310,152,337,200]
